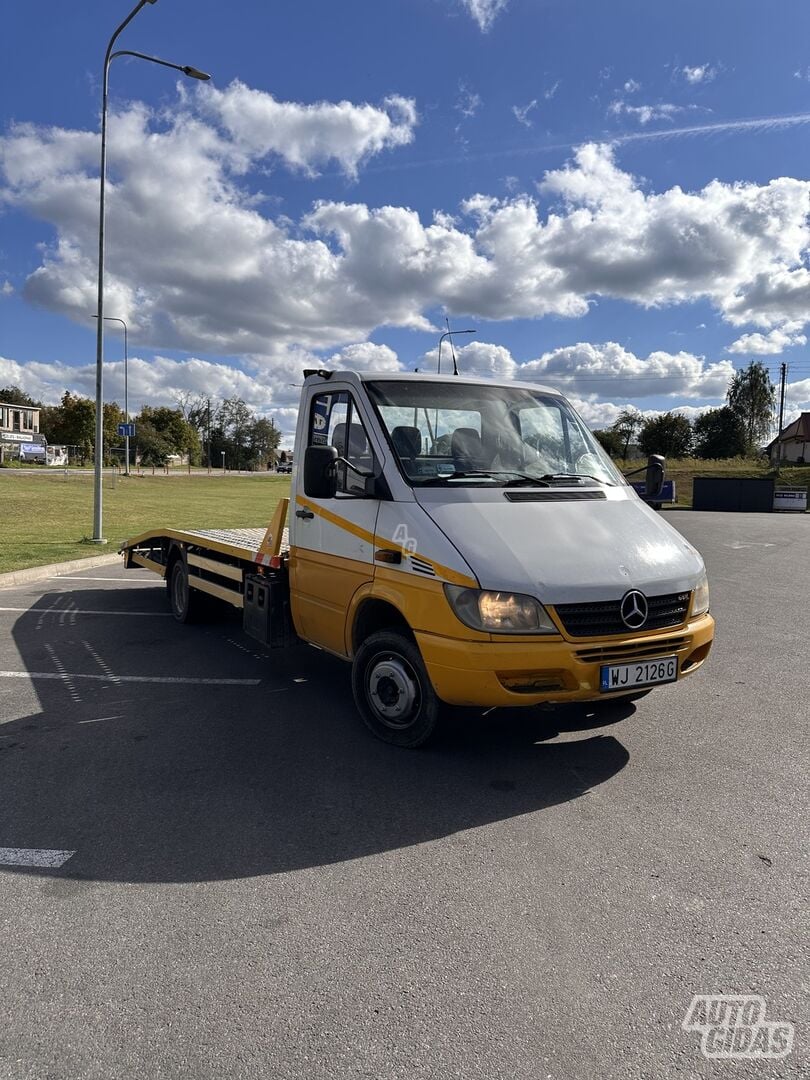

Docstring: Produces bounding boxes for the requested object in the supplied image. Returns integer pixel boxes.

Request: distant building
[767,412,810,463]
[0,399,43,462]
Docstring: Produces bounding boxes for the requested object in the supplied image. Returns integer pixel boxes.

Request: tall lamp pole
[94,315,128,473]
[437,326,476,376]
[91,0,210,541]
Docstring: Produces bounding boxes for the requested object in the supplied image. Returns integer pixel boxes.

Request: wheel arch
[350,595,412,656]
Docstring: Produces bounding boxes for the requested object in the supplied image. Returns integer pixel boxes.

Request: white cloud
[6,109,810,360]
[727,328,807,355]
[679,64,717,85]
[414,339,732,399]
[460,0,508,32]
[608,99,685,125]
[512,100,538,128]
[422,340,517,378]
[623,79,641,94]
[200,82,417,178]
[456,83,482,120]
[516,341,733,400]
[0,281,13,296]
[544,81,561,100]
[327,342,402,371]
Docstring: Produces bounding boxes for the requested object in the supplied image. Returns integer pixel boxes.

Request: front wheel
[351,631,441,747]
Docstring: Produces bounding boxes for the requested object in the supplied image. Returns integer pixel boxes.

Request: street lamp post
[91,0,210,541]
[437,327,476,376]
[94,315,128,474]
[221,451,226,473]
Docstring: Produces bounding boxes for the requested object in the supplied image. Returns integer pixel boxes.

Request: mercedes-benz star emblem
[620,590,648,630]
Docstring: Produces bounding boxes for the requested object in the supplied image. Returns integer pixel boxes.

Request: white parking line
[56,576,158,583]
[0,671,262,686]
[0,607,170,617]
[0,847,75,868]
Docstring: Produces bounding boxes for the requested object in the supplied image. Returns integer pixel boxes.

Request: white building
[767,413,810,463]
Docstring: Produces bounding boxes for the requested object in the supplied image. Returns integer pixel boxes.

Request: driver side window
[310,391,375,496]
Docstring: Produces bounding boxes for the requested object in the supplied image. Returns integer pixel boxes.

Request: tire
[351,630,441,747]
[167,556,206,624]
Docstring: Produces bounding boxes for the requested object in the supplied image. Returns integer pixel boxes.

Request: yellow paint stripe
[295,496,477,589]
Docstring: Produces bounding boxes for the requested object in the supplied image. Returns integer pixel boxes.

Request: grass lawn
[0,472,291,573]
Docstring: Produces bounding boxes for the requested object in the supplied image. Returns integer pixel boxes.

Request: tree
[103,401,125,463]
[638,413,693,458]
[611,408,645,459]
[136,421,174,467]
[138,406,201,464]
[693,407,747,459]
[219,397,254,470]
[727,360,776,453]
[40,392,95,463]
[0,385,40,407]
[246,417,282,470]
[593,428,624,458]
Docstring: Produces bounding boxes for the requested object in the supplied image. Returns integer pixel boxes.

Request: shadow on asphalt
[0,586,632,884]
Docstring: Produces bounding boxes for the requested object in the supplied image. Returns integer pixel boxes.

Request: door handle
[295,508,315,520]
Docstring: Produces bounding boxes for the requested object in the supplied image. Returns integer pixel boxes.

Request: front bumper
[416,614,715,708]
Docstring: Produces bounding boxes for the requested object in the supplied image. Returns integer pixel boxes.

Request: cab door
[289,389,380,654]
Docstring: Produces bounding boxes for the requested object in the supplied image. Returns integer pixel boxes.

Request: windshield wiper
[415,471,502,486]
[415,470,550,486]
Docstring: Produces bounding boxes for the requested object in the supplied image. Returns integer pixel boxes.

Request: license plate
[600,655,678,693]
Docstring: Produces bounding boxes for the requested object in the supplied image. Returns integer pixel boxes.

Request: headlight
[692,572,710,616]
[444,585,558,634]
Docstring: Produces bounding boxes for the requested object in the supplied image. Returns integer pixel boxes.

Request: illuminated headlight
[692,573,710,616]
[444,585,557,634]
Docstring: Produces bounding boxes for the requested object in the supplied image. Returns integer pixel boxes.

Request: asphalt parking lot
[0,511,807,1080]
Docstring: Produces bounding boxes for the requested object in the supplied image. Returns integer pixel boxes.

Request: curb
[0,553,122,590]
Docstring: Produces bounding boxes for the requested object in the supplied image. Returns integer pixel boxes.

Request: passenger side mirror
[304,444,338,499]
[645,454,665,499]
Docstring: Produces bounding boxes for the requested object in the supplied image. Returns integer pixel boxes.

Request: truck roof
[303,369,563,396]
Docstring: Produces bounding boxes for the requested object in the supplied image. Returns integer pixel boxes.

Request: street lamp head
[183,66,211,81]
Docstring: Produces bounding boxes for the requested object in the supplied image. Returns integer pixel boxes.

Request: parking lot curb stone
[0,553,122,590]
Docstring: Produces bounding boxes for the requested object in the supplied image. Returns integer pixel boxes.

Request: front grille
[554,592,691,638]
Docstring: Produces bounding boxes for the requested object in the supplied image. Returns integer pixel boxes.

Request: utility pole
[206,398,211,474]
[777,362,787,466]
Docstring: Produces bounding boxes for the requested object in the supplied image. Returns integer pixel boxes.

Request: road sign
[118,423,136,438]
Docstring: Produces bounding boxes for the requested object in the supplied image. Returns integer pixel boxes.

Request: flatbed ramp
[121,500,291,599]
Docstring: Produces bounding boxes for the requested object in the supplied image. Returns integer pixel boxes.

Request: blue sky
[3,0,810,444]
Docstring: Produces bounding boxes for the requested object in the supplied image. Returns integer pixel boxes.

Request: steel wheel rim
[366,652,421,729]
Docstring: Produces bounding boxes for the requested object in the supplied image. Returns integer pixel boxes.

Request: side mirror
[645,454,665,500]
[304,444,338,499]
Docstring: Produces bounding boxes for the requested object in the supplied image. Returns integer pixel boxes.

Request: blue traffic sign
[117,423,136,438]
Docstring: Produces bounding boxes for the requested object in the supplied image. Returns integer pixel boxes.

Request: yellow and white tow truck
[121,369,714,746]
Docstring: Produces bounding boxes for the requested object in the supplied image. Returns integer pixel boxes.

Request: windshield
[365,380,624,487]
